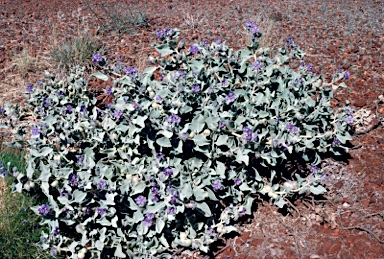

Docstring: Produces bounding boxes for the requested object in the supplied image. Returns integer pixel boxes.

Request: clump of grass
[0,147,53,259]
[51,32,105,71]
[12,49,39,78]
[84,0,150,35]
[244,13,284,55]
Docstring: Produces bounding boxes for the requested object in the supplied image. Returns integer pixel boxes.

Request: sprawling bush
[2,23,354,258]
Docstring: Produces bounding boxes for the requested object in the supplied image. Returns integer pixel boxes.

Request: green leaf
[190,115,205,133]
[236,150,249,165]
[180,182,193,200]
[274,199,287,208]
[132,115,147,128]
[158,130,173,138]
[114,244,127,258]
[215,161,226,178]
[91,72,108,81]
[131,182,146,195]
[309,185,327,195]
[159,235,170,248]
[193,134,209,146]
[196,202,212,217]
[146,202,166,214]
[30,147,53,157]
[156,218,165,233]
[193,187,208,201]
[244,196,254,215]
[143,66,157,75]
[157,137,172,147]
[155,44,174,57]
[72,190,87,203]
[216,135,228,146]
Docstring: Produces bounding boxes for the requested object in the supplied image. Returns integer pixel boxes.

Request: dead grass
[0,178,7,212]
[245,13,284,54]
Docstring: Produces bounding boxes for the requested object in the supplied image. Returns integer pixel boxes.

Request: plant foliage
[1,24,354,258]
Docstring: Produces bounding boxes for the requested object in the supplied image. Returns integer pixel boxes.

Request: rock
[328,44,337,53]
[329,243,341,254]
[353,98,367,107]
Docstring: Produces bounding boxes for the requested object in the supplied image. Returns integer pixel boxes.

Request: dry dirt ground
[0,0,384,258]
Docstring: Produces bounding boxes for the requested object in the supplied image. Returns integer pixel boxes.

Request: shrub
[3,23,354,258]
[0,152,53,259]
[51,33,104,71]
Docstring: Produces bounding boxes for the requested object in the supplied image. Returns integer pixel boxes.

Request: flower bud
[77,251,85,259]
[202,129,211,136]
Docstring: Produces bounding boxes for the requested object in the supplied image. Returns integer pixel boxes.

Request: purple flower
[346,115,355,125]
[92,53,103,63]
[234,178,242,186]
[85,206,93,215]
[60,188,69,197]
[132,100,140,110]
[238,207,246,215]
[135,195,147,206]
[190,45,199,55]
[221,78,228,87]
[167,114,181,124]
[165,28,173,36]
[310,165,320,173]
[151,186,160,202]
[343,71,350,79]
[53,226,60,236]
[191,84,200,93]
[42,97,50,108]
[105,87,112,95]
[156,29,165,39]
[69,173,78,186]
[97,179,107,189]
[245,20,260,34]
[175,70,186,79]
[66,105,73,113]
[80,104,87,113]
[333,138,341,145]
[214,38,222,44]
[212,180,222,191]
[306,64,314,72]
[97,207,107,216]
[219,120,226,129]
[156,152,165,160]
[114,109,123,119]
[146,212,155,220]
[143,212,155,227]
[38,204,51,215]
[77,155,84,164]
[170,195,177,204]
[164,167,174,177]
[242,126,253,141]
[300,60,305,67]
[286,37,293,45]
[157,28,173,39]
[31,127,40,136]
[225,92,236,103]
[155,95,163,104]
[26,84,33,92]
[286,123,299,134]
[345,108,353,115]
[57,90,64,96]
[252,60,261,71]
[201,39,209,48]
[167,207,175,215]
[124,66,138,77]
